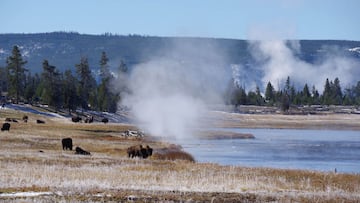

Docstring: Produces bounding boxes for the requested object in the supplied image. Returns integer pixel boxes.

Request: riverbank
[206,110,360,130]
[1,107,360,202]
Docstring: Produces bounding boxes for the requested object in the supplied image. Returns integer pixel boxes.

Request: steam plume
[117,39,230,139]
[249,40,360,92]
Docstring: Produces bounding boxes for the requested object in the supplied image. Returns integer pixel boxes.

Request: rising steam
[112,37,360,140]
[249,40,360,92]
[117,39,230,139]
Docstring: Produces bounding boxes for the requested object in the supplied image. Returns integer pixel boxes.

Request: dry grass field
[206,110,360,130]
[1,107,360,202]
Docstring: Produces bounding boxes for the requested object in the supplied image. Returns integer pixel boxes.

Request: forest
[1,45,360,114]
[1,46,122,113]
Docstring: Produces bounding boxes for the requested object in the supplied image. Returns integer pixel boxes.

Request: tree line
[0,45,126,113]
[227,75,360,110]
[1,45,360,114]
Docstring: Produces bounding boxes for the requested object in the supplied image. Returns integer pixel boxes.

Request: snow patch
[0,191,53,197]
[348,47,360,53]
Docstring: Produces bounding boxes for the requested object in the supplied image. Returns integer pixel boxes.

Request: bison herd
[61,137,153,159]
[61,137,91,155]
[2,115,153,159]
[71,115,108,124]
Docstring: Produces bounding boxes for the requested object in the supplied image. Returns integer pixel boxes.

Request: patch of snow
[6,104,66,118]
[348,47,360,53]
[22,50,30,57]
[0,191,53,197]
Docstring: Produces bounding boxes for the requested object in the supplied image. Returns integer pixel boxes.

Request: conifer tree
[322,78,332,105]
[40,60,62,109]
[6,46,27,103]
[98,52,112,111]
[265,81,275,104]
[63,70,78,114]
[332,77,343,105]
[0,66,8,93]
[302,83,311,105]
[24,72,37,104]
[75,57,96,109]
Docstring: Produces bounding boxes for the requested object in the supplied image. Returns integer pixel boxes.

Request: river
[177,128,360,174]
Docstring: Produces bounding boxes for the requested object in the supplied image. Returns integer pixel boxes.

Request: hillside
[1,32,360,74]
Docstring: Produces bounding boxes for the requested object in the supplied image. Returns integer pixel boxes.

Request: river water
[177,128,360,174]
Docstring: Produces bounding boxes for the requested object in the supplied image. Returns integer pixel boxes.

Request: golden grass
[206,111,360,130]
[152,151,196,162]
[1,108,360,202]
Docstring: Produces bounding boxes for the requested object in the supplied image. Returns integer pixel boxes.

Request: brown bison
[62,138,73,150]
[127,145,153,159]
[1,123,11,131]
[75,146,91,155]
[71,116,82,123]
[22,115,28,123]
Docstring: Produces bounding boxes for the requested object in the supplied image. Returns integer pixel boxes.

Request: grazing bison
[62,138,73,150]
[23,115,28,123]
[101,118,109,124]
[75,147,91,155]
[36,119,45,124]
[5,118,18,122]
[1,123,11,131]
[127,145,153,159]
[71,116,82,123]
[84,116,93,123]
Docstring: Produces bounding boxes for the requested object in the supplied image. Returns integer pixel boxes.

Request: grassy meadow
[1,107,360,202]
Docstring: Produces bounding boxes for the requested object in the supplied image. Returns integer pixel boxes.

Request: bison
[127,145,153,159]
[75,146,91,155]
[62,138,73,150]
[5,118,18,122]
[71,116,82,123]
[1,123,11,131]
[23,115,28,123]
[84,116,93,123]
[101,118,109,124]
[36,119,45,124]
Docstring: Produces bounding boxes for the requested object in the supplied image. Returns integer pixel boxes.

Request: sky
[1,0,359,40]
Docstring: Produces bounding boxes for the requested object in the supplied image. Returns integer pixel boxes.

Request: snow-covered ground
[0,192,53,198]
[2,103,132,124]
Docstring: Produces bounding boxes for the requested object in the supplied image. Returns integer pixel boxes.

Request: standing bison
[62,138,73,150]
[75,147,91,155]
[1,123,11,131]
[22,115,28,123]
[127,145,153,159]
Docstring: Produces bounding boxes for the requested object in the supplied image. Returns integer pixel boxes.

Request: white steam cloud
[249,40,360,92]
[118,40,230,139]
[111,36,360,140]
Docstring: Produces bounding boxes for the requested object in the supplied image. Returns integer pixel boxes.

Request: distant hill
[1,32,360,83]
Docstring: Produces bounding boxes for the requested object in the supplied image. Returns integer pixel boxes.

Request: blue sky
[1,0,359,40]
